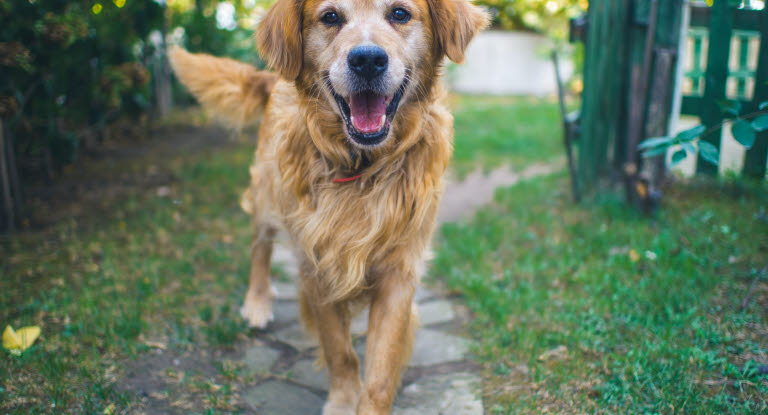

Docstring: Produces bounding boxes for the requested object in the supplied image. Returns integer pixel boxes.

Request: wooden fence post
[646,49,677,183]
[156,3,173,117]
[697,0,733,175]
[646,0,685,185]
[578,0,631,188]
[625,0,660,178]
[744,5,768,179]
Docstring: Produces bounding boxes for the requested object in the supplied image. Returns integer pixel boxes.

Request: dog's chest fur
[244,81,452,299]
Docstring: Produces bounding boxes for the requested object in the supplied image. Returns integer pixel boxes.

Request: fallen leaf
[3,325,41,355]
[144,340,167,350]
[538,345,568,361]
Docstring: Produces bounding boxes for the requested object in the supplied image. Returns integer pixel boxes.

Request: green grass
[1,142,257,414]
[450,95,563,176]
[4,95,764,414]
[0,94,565,413]
[432,174,768,413]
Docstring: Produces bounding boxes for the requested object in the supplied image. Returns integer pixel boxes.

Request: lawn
[433,174,768,413]
[2,94,765,414]
[450,95,563,176]
[1,140,258,413]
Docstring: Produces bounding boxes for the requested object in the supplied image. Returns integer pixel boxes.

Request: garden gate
[574,0,768,199]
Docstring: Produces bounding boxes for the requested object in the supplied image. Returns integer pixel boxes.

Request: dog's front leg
[303,283,362,415]
[357,272,417,415]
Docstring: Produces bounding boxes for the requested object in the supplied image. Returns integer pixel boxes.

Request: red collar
[333,173,364,183]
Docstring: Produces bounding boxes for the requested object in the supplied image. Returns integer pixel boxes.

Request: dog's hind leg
[300,278,362,415]
[240,224,276,329]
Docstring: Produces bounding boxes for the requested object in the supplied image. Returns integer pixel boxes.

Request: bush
[0,0,263,230]
[0,0,164,170]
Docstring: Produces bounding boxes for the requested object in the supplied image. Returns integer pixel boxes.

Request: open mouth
[332,80,407,147]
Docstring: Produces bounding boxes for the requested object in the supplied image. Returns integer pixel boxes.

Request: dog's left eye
[321,11,341,26]
[390,8,411,23]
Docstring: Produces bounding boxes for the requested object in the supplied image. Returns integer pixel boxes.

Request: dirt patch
[21,122,240,230]
[119,342,255,415]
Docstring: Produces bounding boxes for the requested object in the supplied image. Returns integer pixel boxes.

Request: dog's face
[304,0,427,147]
[258,0,488,148]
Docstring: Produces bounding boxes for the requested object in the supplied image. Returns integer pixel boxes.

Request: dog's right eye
[390,8,411,23]
[321,11,341,26]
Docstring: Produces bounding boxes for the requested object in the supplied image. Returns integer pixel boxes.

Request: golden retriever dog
[169,0,487,413]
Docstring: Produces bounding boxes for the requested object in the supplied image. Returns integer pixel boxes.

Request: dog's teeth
[379,115,386,128]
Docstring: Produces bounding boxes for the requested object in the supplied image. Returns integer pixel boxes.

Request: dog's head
[258,0,488,148]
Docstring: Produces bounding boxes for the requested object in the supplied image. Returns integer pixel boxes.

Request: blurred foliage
[0,0,263,178]
[476,0,588,40]
[1,0,163,168]
[0,0,588,181]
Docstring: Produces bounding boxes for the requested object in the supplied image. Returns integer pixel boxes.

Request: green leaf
[698,141,720,165]
[731,119,756,148]
[638,136,673,150]
[670,149,687,167]
[642,147,668,158]
[676,125,706,141]
[681,142,696,155]
[718,100,741,116]
[759,101,768,110]
[751,114,768,132]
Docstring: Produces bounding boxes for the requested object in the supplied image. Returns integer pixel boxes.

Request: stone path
[237,163,560,414]
[242,273,478,415]
[438,162,563,223]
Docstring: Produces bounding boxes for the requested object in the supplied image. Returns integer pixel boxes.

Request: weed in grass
[203,305,245,347]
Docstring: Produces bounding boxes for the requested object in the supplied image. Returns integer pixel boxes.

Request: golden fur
[170,1,487,413]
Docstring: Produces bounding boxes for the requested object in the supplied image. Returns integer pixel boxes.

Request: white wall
[447,31,574,96]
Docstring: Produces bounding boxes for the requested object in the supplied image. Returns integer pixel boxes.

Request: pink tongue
[349,93,387,133]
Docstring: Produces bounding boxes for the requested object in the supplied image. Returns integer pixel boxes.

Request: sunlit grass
[450,95,564,176]
[432,174,768,413]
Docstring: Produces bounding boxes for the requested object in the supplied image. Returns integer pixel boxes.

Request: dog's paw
[240,296,274,329]
[322,402,356,415]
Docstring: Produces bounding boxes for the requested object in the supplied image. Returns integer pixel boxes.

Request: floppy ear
[168,47,277,127]
[428,0,489,64]
[256,0,303,80]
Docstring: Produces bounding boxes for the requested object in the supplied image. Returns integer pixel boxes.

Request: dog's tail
[168,47,278,129]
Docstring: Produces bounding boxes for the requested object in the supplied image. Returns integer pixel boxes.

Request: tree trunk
[0,120,15,232]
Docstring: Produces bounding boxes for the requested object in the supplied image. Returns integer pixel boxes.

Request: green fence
[575,0,767,198]
[576,0,686,192]
[680,1,768,177]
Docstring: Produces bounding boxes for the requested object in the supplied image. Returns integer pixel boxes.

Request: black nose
[347,46,388,81]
